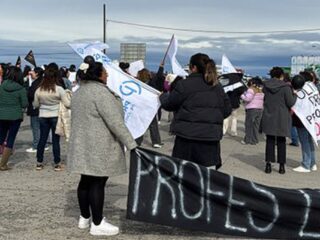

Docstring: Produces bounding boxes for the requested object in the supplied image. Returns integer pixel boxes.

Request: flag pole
[161,34,175,64]
[103,4,107,54]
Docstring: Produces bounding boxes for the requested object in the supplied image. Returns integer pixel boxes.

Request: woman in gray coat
[67,61,137,236]
[261,67,296,174]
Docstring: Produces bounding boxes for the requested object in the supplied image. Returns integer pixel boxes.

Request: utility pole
[103,3,106,53]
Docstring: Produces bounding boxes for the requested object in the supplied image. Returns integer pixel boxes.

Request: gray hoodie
[261,78,297,137]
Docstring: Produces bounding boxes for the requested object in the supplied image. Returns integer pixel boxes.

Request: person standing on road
[67,60,137,236]
[25,67,48,153]
[0,66,28,170]
[33,63,70,171]
[136,68,163,148]
[262,67,297,174]
[292,72,318,173]
[223,73,246,137]
[160,53,232,169]
[240,77,264,145]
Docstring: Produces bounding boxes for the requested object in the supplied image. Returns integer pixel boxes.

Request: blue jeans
[291,127,299,145]
[37,117,60,164]
[30,116,40,149]
[0,119,22,149]
[297,127,316,169]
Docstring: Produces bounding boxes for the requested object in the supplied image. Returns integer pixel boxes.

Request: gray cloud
[1,30,320,76]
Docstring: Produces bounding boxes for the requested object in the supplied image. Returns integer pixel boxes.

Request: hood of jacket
[1,79,24,92]
[263,78,289,94]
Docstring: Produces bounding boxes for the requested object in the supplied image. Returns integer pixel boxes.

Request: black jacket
[160,73,232,141]
[26,78,42,116]
[149,66,164,91]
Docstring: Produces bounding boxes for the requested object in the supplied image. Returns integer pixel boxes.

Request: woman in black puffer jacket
[160,53,232,169]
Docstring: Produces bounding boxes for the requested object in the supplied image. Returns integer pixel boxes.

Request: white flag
[128,60,145,77]
[167,36,188,77]
[69,43,160,139]
[221,54,238,74]
[68,41,109,57]
[292,82,320,145]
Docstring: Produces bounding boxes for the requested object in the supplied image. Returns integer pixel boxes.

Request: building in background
[120,43,146,64]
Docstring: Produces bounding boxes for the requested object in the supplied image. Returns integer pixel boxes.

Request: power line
[0,52,75,57]
[107,19,320,34]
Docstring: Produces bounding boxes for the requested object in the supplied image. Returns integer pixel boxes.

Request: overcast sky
[1,0,320,75]
[1,0,319,41]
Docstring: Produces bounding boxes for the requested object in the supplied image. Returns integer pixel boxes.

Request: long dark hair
[1,63,10,80]
[6,66,24,85]
[39,62,60,92]
[189,53,218,86]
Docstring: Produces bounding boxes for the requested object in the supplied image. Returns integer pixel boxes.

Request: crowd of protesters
[0,52,319,236]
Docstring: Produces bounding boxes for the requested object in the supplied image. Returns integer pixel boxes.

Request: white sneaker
[90,217,119,236]
[293,166,311,173]
[311,164,317,171]
[240,140,247,145]
[152,144,162,148]
[78,216,91,229]
[26,148,37,153]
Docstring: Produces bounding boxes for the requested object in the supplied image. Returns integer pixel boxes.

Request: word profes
[127,148,320,239]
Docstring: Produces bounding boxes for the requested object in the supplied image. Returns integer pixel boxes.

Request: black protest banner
[127,148,320,239]
[24,50,36,67]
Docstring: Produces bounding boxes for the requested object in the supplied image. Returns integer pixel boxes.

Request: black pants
[149,116,161,145]
[265,135,286,164]
[135,116,161,146]
[77,175,108,225]
[172,136,221,167]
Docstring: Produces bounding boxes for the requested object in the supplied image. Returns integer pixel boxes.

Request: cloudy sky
[1,0,320,75]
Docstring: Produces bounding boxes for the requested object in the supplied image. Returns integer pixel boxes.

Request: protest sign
[292,81,320,145]
[127,148,320,239]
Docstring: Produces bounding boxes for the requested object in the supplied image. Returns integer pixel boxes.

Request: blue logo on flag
[77,48,84,54]
[93,53,101,61]
[120,80,142,96]
[93,53,111,64]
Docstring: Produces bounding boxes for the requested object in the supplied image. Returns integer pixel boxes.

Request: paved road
[0,109,319,240]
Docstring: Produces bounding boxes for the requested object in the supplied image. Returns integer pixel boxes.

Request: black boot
[279,163,285,174]
[265,162,271,174]
[215,163,222,171]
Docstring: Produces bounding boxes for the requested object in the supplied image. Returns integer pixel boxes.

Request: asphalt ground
[0,108,319,240]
